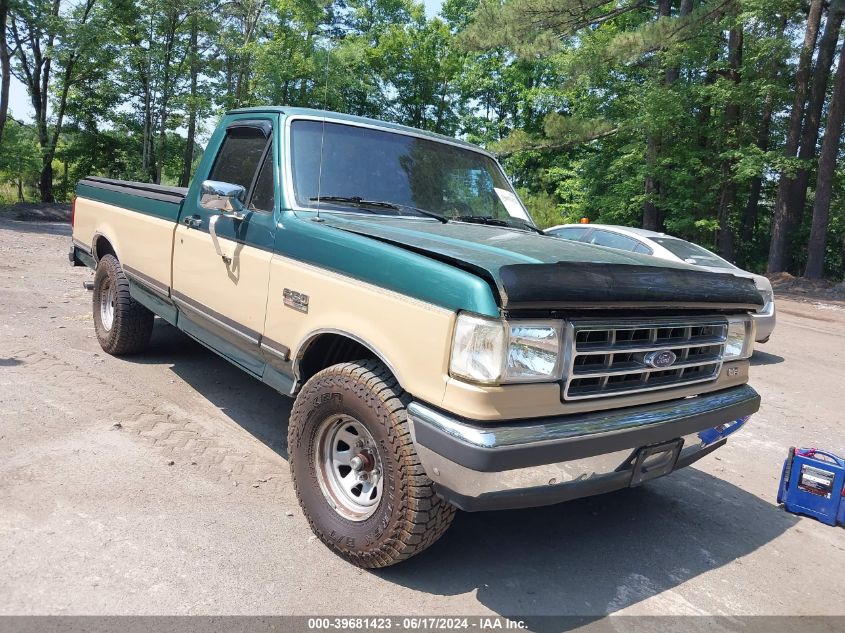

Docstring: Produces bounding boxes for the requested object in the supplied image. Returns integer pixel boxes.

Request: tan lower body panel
[172,225,272,336]
[264,255,455,407]
[264,255,751,422]
[72,198,175,288]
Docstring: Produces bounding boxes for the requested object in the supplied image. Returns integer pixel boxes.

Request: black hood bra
[498,262,764,311]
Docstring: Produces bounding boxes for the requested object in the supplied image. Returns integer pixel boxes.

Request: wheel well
[93,235,116,262]
[296,333,383,384]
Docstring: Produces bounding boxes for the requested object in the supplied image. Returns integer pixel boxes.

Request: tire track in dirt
[2,346,292,496]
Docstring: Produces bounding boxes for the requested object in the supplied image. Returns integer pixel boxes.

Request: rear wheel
[289,359,456,568]
[93,254,154,355]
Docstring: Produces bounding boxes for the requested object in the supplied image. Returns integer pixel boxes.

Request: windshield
[289,119,534,227]
[651,237,737,269]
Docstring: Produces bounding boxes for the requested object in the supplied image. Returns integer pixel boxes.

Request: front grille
[563,317,727,400]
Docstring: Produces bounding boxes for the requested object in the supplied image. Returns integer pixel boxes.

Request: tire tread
[289,359,456,568]
[94,255,154,355]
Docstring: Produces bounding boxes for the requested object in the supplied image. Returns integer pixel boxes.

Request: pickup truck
[70,107,763,568]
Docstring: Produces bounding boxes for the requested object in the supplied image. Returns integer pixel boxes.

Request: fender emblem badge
[283,288,309,313]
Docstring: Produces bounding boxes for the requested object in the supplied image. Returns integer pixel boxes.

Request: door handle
[184,215,202,229]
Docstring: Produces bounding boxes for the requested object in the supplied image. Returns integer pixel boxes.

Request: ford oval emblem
[645,350,677,369]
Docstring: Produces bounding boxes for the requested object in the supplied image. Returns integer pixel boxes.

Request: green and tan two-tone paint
[71,107,761,421]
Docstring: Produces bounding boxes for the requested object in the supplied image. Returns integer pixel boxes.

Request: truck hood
[321,215,764,311]
[697,265,772,293]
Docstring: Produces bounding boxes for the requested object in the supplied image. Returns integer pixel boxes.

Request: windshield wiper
[309,196,448,223]
[310,196,400,211]
[515,220,545,235]
[395,204,448,223]
[454,215,510,226]
[453,215,543,234]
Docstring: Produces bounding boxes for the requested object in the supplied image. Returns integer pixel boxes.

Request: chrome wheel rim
[99,281,115,331]
[315,414,383,521]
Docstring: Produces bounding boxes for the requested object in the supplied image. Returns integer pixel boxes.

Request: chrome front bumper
[407,385,760,511]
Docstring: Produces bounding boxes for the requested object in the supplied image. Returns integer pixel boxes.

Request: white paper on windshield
[494,187,530,222]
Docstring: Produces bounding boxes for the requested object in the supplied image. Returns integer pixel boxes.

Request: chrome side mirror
[200,180,246,217]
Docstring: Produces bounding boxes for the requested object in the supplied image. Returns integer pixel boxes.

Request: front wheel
[288,359,456,568]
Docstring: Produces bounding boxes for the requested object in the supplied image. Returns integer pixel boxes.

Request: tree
[153,1,192,184]
[642,0,672,233]
[0,119,41,201]
[714,22,743,261]
[786,0,845,262]
[1,0,840,280]
[374,11,462,132]
[740,16,788,252]
[767,0,824,272]
[110,0,200,184]
[8,0,102,202]
[179,12,200,187]
[804,37,845,279]
[0,0,10,145]
[215,0,269,110]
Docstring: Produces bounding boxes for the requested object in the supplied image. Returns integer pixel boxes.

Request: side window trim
[245,140,274,212]
[247,147,276,213]
[226,119,272,139]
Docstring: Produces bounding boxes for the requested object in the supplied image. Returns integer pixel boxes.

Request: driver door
[172,117,278,376]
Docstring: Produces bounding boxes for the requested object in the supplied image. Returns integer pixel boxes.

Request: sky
[7,77,28,123]
[6,0,445,124]
[423,0,443,18]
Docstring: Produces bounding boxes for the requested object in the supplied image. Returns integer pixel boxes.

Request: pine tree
[804,38,845,279]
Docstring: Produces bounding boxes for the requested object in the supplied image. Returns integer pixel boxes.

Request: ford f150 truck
[70,107,762,568]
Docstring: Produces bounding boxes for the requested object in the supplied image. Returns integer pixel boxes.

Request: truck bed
[76,176,187,226]
[78,176,188,205]
[73,176,189,300]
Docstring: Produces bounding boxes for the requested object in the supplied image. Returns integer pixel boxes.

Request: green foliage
[1,0,843,277]
[456,0,845,275]
[0,119,41,203]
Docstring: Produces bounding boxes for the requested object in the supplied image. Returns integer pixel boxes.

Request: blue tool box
[777,447,845,527]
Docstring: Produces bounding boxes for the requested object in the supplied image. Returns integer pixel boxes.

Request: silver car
[545,224,776,343]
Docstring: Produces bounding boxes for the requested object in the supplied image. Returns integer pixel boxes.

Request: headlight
[449,313,506,384]
[449,313,562,384]
[723,316,755,360]
[505,322,562,382]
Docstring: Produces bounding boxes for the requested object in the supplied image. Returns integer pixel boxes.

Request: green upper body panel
[276,211,501,315]
[76,108,761,317]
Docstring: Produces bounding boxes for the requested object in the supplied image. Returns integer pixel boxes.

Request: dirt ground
[1,216,844,618]
[769,271,845,304]
[0,203,72,223]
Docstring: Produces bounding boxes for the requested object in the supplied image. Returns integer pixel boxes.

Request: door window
[208,123,273,208]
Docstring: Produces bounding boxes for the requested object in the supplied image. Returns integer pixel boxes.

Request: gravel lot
[1,217,844,618]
